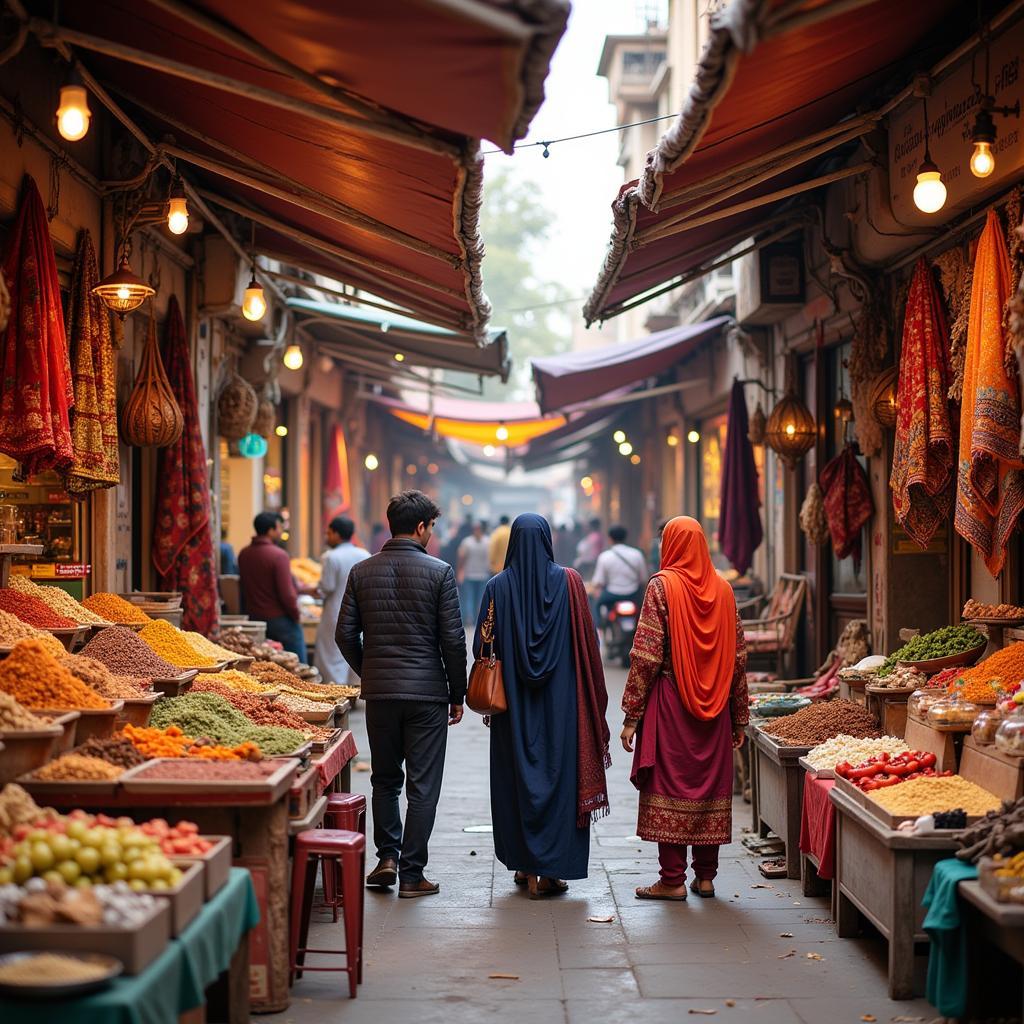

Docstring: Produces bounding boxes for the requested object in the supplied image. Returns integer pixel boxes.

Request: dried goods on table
[131,759,282,781]
[0,639,110,710]
[804,734,909,771]
[955,796,1024,862]
[834,750,948,790]
[81,626,182,678]
[72,736,146,769]
[182,632,238,662]
[0,784,53,837]
[81,592,151,624]
[208,669,276,694]
[877,624,985,675]
[149,692,307,755]
[119,723,261,762]
[0,589,77,630]
[0,952,111,983]
[0,879,157,928]
[138,619,216,668]
[0,609,66,655]
[867,775,1000,817]
[189,678,325,737]
[59,654,151,700]
[6,574,110,625]
[962,599,1024,620]
[872,665,927,690]
[32,753,122,781]
[0,692,44,731]
[760,698,879,745]
[953,642,1024,701]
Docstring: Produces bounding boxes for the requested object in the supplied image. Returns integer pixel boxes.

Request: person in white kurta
[315,516,370,684]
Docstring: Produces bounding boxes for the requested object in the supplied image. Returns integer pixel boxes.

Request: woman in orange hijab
[621,516,748,899]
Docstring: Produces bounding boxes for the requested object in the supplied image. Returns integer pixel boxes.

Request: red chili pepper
[939,769,954,776]
[861,780,880,791]
[920,752,937,768]
[847,763,884,780]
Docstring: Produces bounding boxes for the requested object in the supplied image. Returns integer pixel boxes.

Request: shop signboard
[888,18,1024,225]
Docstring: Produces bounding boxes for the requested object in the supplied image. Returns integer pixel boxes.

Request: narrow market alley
[286,653,935,1024]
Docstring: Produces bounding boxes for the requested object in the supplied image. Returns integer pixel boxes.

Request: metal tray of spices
[310,728,341,754]
[121,756,301,802]
[151,670,198,697]
[39,710,81,753]
[195,659,231,674]
[296,705,336,726]
[17,760,149,802]
[38,702,124,744]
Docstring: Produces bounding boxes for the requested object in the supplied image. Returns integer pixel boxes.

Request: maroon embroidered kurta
[622,577,747,845]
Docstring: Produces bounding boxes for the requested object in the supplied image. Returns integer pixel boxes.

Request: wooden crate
[960,735,1024,801]
[904,715,960,771]
[752,729,811,879]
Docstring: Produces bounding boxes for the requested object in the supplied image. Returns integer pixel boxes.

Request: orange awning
[379,394,566,445]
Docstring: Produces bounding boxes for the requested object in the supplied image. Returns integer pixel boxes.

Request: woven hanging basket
[0,269,9,334]
[217,372,258,440]
[764,389,816,468]
[869,366,898,429]
[252,398,275,439]
[121,307,183,448]
[748,402,766,445]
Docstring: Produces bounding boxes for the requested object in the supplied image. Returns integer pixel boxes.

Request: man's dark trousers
[364,699,448,884]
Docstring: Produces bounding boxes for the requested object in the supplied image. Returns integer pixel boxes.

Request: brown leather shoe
[398,878,440,899]
[366,858,398,888]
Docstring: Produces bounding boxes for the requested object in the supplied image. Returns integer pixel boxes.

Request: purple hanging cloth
[718,378,763,574]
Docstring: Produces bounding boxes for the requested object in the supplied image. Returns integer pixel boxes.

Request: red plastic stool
[321,794,367,918]
[289,829,365,997]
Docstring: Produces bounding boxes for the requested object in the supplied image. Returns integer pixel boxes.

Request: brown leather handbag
[466,599,507,715]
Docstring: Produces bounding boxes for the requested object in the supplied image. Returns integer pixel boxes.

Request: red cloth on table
[315,729,358,793]
[0,177,74,478]
[798,774,836,879]
[151,296,218,634]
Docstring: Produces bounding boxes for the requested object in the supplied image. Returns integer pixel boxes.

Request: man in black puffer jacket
[337,490,466,899]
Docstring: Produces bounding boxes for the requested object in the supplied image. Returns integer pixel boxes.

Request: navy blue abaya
[473,513,590,879]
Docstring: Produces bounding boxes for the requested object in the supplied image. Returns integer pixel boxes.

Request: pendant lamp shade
[92,256,155,318]
[765,388,816,468]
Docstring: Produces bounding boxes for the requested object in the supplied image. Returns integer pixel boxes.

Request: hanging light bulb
[242,270,267,322]
[687,429,700,444]
[364,453,379,471]
[166,178,189,235]
[495,423,509,441]
[394,353,405,363]
[482,444,496,457]
[618,441,633,456]
[580,476,593,489]
[282,344,304,371]
[666,432,679,447]
[969,106,997,178]
[613,430,626,444]
[913,156,946,213]
[56,84,91,141]
[275,425,288,437]
[630,453,641,465]
[92,255,155,318]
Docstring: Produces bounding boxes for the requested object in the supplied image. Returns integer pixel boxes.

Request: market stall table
[830,784,958,998]
[960,878,1024,1019]
[798,771,836,901]
[751,726,810,879]
[0,867,258,1024]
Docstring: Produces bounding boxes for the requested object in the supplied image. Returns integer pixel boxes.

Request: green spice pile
[150,692,307,755]
[878,625,985,676]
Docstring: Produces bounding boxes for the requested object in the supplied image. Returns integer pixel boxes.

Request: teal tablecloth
[0,867,259,1024]
[922,857,978,1018]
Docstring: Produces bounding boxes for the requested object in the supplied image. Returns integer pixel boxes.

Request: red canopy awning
[531,316,729,414]
[584,0,967,324]
[32,0,569,338]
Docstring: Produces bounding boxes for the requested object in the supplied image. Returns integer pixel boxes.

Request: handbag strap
[479,598,497,658]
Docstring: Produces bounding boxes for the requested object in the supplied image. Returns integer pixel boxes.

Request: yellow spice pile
[184,631,238,662]
[7,575,110,625]
[868,775,1002,816]
[0,609,66,657]
[81,592,151,624]
[214,669,276,694]
[139,620,216,668]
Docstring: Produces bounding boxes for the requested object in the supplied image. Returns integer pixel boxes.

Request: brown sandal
[690,879,715,898]
[635,884,687,902]
[513,871,529,887]
[528,876,569,900]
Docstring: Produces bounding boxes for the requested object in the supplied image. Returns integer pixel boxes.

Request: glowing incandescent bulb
[495,424,509,441]
[275,425,288,437]
[580,476,593,489]
[56,85,91,141]
[166,196,189,235]
[687,429,700,444]
[242,273,267,321]
[612,430,626,444]
[618,441,633,456]
[912,157,947,214]
[282,344,304,371]
[364,453,379,471]
[970,141,995,178]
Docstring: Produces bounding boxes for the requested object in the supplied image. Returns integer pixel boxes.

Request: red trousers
[658,842,719,885]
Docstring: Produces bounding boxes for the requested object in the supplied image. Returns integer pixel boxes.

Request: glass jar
[909,688,945,719]
[972,706,1006,746]
[927,694,980,728]
[996,708,1024,756]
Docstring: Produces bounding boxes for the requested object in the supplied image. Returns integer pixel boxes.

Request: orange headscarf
[656,517,737,720]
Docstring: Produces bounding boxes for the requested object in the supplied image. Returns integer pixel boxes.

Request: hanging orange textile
[954,210,1024,577]
[323,424,352,526]
[655,516,737,721]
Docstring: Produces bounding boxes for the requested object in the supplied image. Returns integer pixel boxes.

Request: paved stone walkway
[282,661,936,1024]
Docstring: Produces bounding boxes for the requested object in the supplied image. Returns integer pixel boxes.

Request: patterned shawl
[151,297,218,634]
[890,257,952,547]
[0,177,73,478]
[65,230,119,496]
[819,444,874,572]
[954,210,1024,577]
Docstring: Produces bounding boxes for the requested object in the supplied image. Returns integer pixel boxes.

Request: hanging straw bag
[121,306,183,448]
[466,599,506,715]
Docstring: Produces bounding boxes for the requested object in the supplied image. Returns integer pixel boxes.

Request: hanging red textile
[151,296,218,634]
[64,230,120,496]
[0,177,73,478]
[890,257,953,548]
[322,424,351,527]
[819,444,874,571]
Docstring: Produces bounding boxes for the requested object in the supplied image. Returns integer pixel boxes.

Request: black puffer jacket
[337,539,467,704]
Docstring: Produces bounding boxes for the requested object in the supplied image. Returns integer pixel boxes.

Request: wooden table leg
[785,762,801,879]
[206,935,251,1024]
[888,852,917,999]
[748,732,760,834]
[801,854,829,898]
[833,816,860,938]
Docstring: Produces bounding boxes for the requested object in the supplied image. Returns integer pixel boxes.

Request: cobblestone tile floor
[279,659,937,1024]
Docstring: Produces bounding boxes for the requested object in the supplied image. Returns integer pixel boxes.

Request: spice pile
[963,599,1024,621]
[0,692,44,731]
[0,589,77,629]
[870,665,925,691]
[0,951,113,984]
[955,796,1024,862]
[119,723,262,761]
[139,620,217,668]
[216,629,321,680]
[805,734,908,771]
[81,592,151,624]
[0,640,110,710]
[868,775,1001,816]
[132,759,283,781]
[953,643,1024,702]
[0,785,54,837]
[183,632,238,662]
[150,692,307,755]
[878,625,985,676]
[190,678,325,737]
[760,698,879,745]
[7,575,111,626]
[60,655,151,700]
[73,736,146,770]
[33,754,123,781]
[0,609,65,655]
[209,669,276,694]
[81,626,182,679]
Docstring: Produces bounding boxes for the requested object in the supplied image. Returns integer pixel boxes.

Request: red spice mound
[133,759,281,780]
[0,588,77,629]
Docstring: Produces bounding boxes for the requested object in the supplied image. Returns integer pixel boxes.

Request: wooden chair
[742,573,808,677]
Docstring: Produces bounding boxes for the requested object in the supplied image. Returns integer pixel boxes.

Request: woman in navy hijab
[473,513,611,898]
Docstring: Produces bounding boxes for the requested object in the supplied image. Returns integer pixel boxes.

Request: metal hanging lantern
[765,388,816,468]
[92,254,155,318]
[870,366,898,429]
[748,402,767,445]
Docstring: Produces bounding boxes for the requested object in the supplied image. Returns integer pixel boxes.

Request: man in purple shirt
[237,511,307,661]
